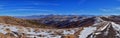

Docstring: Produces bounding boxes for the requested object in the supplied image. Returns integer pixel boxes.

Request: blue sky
[0,0,120,16]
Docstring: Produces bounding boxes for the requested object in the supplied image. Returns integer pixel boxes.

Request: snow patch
[111,22,120,37]
[97,22,110,31]
[79,27,96,38]
[111,22,120,31]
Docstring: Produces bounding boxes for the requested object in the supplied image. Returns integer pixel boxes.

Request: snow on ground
[1,21,119,38]
[97,22,110,31]
[0,25,8,34]
[111,22,120,31]
[93,17,105,26]
[79,27,96,38]
[62,30,75,35]
[111,22,120,37]
[0,23,81,38]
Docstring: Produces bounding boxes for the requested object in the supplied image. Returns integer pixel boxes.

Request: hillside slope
[0,16,48,28]
[0,15,120,38]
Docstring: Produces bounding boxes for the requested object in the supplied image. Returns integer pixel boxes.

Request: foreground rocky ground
[0,23,82,38]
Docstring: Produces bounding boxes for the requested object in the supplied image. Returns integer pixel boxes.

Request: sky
[0,0,120,16]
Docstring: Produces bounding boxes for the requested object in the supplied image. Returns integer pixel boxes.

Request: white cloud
[14,8,55,12]
[33,2,59,6]
[99,7,120,15]
[115,7,120,10]
[100,7,120,12]
[0,8,56,13]
[100,8,112,12]
[28,1,59,6]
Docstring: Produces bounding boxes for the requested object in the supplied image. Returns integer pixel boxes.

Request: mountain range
[0,15,119,38]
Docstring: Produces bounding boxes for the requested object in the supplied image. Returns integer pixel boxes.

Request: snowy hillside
[0,16,120,38]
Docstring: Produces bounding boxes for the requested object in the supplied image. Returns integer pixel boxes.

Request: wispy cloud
[15,8,55,11]
[100,8,113,12]
[0,8,56,13]
[33,2,59,6]
[0,8,57,16]
[28,1,59,6]
[100,7,120,12]
[115,7,120,10]
[99,7,120,15]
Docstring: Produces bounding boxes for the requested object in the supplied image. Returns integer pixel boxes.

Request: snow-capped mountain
[0,15,120,38]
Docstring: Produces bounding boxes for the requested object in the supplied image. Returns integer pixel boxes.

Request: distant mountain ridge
[0,15,120,38]
[14,15,120,28]
[15,15,95,19]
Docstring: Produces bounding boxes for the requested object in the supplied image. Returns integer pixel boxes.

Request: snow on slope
[97,22,110,31]
[87,21,120,38]
[111,22,120,37]
[0,23,81,38]
[111,22,120,31]
[78,17,109,38]
[0,16,120,38]
[93,17,105,26]
[79,27,96,38]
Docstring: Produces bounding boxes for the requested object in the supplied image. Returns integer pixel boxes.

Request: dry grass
[0,16,48,28]
[62,34,76,38]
